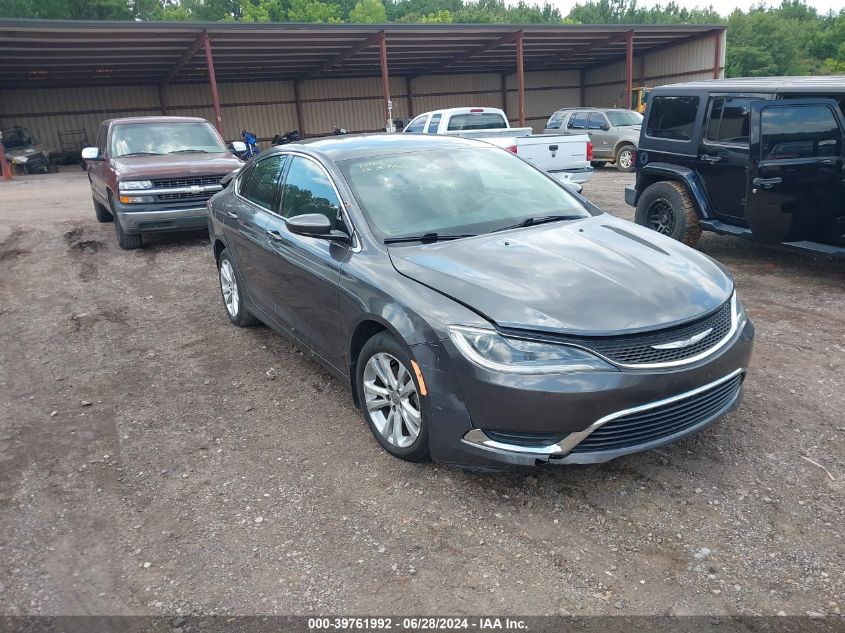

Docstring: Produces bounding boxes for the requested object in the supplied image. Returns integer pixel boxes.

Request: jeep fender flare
[633,163,712,219]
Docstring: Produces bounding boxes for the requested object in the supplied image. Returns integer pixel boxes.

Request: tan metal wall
[0,35,722,154]
[584,31,725,108]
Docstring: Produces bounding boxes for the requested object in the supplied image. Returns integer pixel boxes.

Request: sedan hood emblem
[651,328,713,350]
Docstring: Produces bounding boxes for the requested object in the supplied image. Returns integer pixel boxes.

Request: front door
[587,111,613,159]
[263,155,348,368]
[746,99,845,244]
[697,97,758,219]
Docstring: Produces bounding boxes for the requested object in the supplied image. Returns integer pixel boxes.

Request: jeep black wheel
[635,181,702,246]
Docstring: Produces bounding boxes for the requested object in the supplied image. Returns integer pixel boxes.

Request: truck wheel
[615,144,636,172]
[635,181,702,247]
[110,194,142,250]
[93,197,113,223]
[590,161,607,168]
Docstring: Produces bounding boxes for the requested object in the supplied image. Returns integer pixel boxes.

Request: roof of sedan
[108,116,210,125]
[293,133,492,160]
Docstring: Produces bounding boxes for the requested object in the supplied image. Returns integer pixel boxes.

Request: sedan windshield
[607,111,643,127]
[0,127,34,150]
[110,121,226,157]
[338,147,592,241]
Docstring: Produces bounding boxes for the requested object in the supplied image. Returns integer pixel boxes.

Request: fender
[634,162,713,219]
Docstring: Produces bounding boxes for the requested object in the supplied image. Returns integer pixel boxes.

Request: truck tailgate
[516,134,589,172]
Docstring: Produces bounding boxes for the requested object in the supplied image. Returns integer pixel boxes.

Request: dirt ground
[0,165,842,618]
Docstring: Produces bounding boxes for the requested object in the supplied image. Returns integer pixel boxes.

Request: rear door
[746,99,845,244]
[224,153,287,314]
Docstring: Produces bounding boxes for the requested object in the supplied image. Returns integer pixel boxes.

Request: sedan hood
[112,153,243,179]
[388,216,733,336]
[6,146,45,161]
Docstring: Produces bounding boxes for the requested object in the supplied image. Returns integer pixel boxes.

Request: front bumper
[415,318,754,471]
[550,166,594,185]
[114,201,209,234]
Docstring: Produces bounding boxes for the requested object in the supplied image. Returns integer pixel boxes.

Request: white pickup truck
[402,107,593,189]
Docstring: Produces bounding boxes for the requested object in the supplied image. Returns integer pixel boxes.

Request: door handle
[699,155,721,164]
[548,145,559,151]
[266,229,284,241]
[225,210,238,219]
[752,176,782,189]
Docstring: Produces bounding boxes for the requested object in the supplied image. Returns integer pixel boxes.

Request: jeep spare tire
[635,181,702,247]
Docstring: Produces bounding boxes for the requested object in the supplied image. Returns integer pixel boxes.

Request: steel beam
[379,30,391,125]
[516,30,525,128]
[625,30,634,112]
[306,31,381,80]
[162,29,206,86]
[203,31,224,137]
[529,31,630,71]
[410,31,519,78]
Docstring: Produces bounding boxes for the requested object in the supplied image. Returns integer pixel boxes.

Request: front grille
[565,299,733,366]
[157,191,215,201]
[569,373,743,454]
[151,175,221,189]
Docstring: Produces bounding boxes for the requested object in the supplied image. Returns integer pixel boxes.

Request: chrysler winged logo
[651,328,713,350]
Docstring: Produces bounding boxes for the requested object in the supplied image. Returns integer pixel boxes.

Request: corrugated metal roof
[0,19,724,88]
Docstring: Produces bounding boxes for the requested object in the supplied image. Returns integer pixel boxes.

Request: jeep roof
[653,75,845,95]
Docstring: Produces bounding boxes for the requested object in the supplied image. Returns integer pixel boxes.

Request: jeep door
[697,97,760,220]
[746,99,844,244]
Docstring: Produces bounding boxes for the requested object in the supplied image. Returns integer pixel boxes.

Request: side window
[588,112,608,130]
[545,111,564,130]
[568,112,588,129]
[705,97,753,145]
[240,154,286,209]
[404,115,428,134]
[646,96,700,141]
[96,124,108,155]
[761,105,842,160]
[426,113,442,134]
[281,157,342,229]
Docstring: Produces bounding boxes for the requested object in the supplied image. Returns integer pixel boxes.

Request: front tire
[356,332,430,462]
[635,181,702,246]
[217,249,258,327]
[110,193,142,250]
[93,196,113,223]
[615,144,636,172]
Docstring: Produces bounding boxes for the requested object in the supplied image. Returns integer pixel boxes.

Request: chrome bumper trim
[462,367,745,458]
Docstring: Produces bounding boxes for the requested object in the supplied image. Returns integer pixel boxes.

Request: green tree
[349,0,386,23]
[287,0,342,22]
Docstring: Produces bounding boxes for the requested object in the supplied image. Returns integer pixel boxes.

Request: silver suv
[544,108,642,172]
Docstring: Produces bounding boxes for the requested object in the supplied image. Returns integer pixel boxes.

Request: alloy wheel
[363,352,421,448]
[618,148,633,169]
[646,198,676,235]
[219,259,239,317]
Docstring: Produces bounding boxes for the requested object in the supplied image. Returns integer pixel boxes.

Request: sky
[539,0,843,16]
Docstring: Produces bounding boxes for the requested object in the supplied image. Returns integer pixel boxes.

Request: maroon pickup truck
[82,116,245,249]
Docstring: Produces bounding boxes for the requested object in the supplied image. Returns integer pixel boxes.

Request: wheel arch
[213,238,227,265]
[348,318,393,408]
[634,163,711,219]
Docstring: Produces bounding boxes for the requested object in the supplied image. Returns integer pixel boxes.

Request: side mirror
[601,123,610,131]
[230,141,247,153]
[287,213,350,243]
[81,147,102,160]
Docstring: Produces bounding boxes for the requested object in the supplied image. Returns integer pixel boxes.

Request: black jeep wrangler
[625,77,845,257]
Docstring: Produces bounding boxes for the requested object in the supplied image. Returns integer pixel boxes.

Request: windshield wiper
[169,149,211,154]
[119,152,164,157]
[492,214,584,233]
[383,232,476,245]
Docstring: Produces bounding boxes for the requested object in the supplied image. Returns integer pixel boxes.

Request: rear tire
[217,249,258,327]
[635,181,702,246]
[93,197,113,223]
[356,332,430,463]
[615,144,636,172]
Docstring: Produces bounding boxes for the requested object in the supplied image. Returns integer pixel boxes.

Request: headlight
[12,156,28,164]
[119,180,153,191]
[449,326,615,374]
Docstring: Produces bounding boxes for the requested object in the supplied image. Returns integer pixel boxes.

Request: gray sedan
[207,134,753,470]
